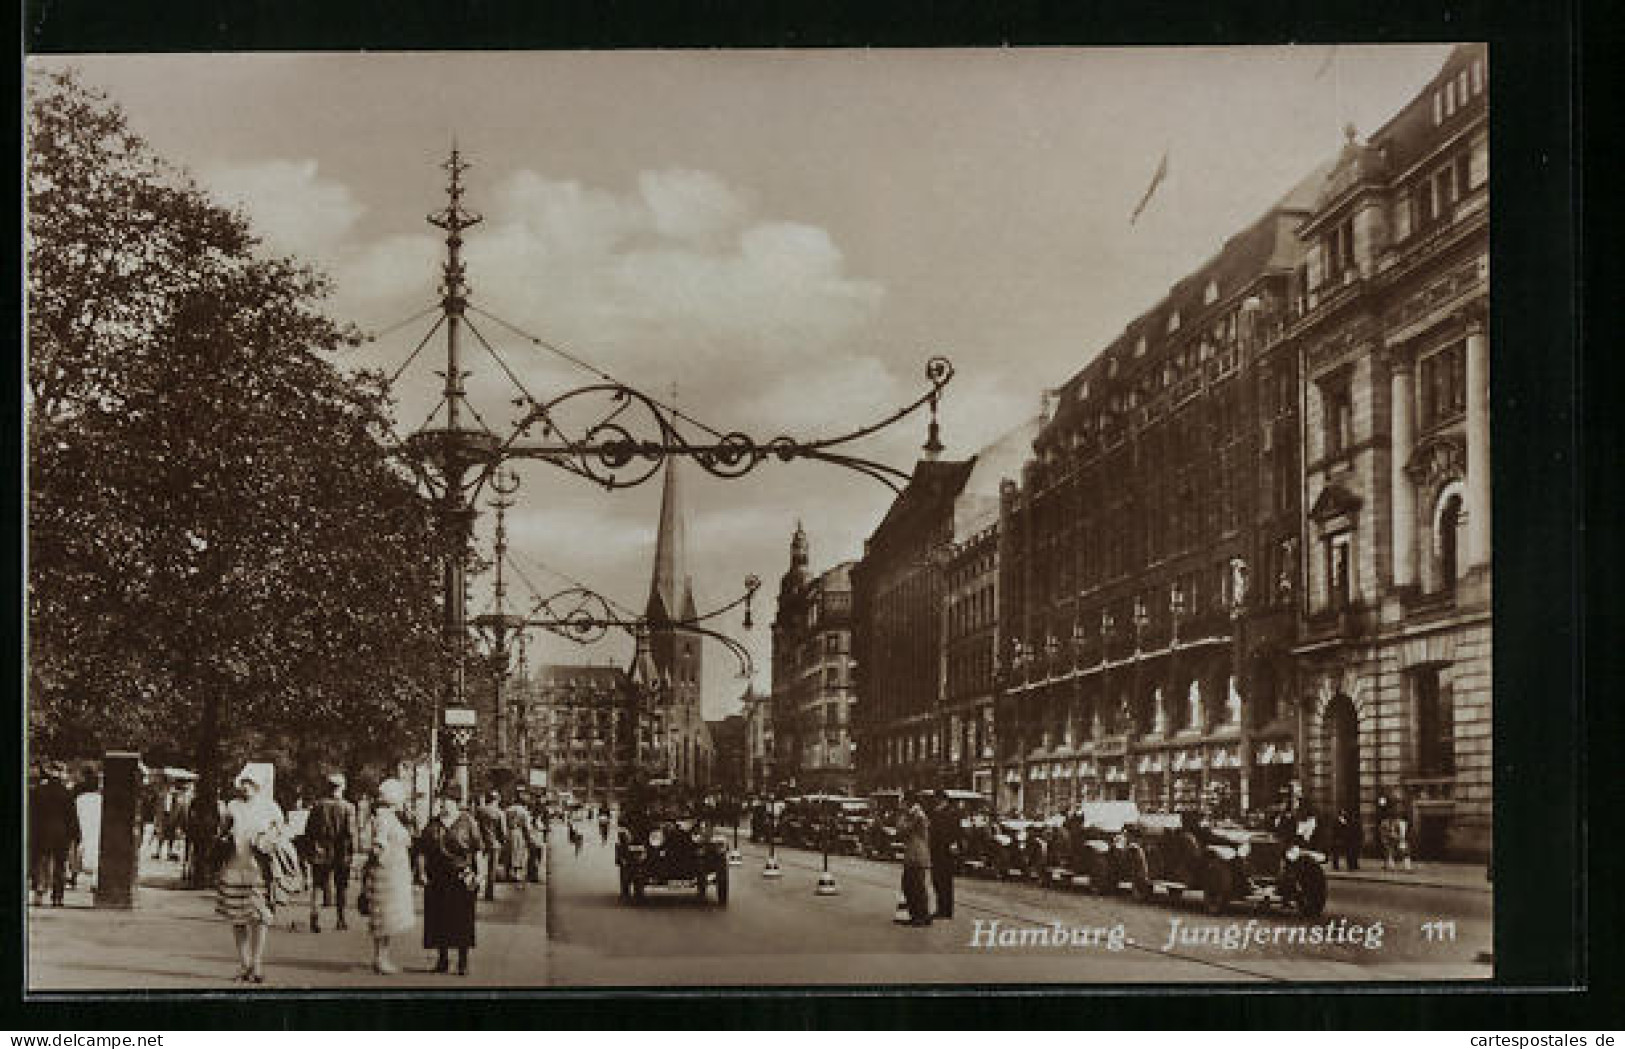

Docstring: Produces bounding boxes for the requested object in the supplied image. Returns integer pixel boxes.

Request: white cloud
[638,168,748,246]
[199,158,365,264]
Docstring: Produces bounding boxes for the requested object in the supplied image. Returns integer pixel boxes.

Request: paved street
[26,854,550,992]
[28,824,1489,990]
[545,826,1491,986]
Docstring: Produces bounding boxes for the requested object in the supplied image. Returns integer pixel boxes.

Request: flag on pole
[1129,150,1169,225]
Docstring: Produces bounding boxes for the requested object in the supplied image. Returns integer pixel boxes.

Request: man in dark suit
[30,764,80,907]
[475,791,508,900]
[928,794,961,920]
[304,773,358,932]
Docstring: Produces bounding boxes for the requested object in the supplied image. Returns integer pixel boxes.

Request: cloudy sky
[31,46,1456,717]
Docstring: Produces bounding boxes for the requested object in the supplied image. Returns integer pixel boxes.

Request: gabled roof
[864,458,977,557]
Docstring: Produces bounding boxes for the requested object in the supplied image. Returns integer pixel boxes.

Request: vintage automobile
[863,790,906,861]
[615,778,730,905]
[989,818,1048,880]
[918,789,995,874]
[1121,810,1328,916]
[815,796,874,855]
[1057,801,1141,894]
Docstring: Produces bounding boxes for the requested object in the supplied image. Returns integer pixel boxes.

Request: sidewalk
[27,846,552,992]
[1323,858,1492,894]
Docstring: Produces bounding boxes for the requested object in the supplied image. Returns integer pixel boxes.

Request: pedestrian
[898,790,933,926]
[1335,807,1363,871]
[73,770,103,891]
[525,801,547,883]
[504,795,532,886]
[214,763,288,984]
[420,790,484,976]
[150,784,171,860]
[597,807,611,845]
[184,786,222,889]
[927,794,960,920]
[569,821,584,856]
[168,782,193,865]
[304,773,358,933]
[29,764,80,907]
[475,790,507,897]
[139,780,158,854]
[1377,793,1413,871]
[360,778,415,975]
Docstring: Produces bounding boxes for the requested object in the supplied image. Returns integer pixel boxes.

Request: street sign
[443,707,477,728]
[529,768,548,788]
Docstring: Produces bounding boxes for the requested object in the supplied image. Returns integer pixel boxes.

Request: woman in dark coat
[419,793,485,975]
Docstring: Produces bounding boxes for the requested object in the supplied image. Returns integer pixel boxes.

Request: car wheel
[619,866,632,901]
[715,866,730,906]
[1093,856,1118,896]
[1203,864,1234,916]
[1294,862,1327,918]
[632,875,646,903]
[1130,851,1153,903]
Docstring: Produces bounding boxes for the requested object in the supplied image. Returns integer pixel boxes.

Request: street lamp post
[390,151,956,810]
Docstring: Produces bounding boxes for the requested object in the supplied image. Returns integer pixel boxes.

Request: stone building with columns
[1288,43,1490,861]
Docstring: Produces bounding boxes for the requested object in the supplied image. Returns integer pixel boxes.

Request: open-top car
[1122,810,1327,916]
[615,778,730,906]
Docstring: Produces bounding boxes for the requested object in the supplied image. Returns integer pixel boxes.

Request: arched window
[1432,483,1466,593]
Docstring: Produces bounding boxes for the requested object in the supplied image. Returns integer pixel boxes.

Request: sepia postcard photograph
[23,43,1501,993]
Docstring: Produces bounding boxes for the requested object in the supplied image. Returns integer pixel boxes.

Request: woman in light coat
[361,779,416,974]
[214,763,287,983]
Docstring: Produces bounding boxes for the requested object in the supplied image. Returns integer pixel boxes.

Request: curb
[1323,870,1492,894]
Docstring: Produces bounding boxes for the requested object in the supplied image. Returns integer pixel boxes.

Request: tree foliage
[26,70,452,800]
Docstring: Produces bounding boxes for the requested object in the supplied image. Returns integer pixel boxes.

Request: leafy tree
[26,70,453,807]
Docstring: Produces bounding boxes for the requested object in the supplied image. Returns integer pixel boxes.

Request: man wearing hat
[303,772,358,932]
[29,764,80,907]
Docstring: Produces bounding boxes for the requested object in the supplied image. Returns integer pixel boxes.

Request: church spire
[647,454,691,624]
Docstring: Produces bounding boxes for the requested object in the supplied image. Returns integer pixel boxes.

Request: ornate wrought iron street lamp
[387,150,954,804]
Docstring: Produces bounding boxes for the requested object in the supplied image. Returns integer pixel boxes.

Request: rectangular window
[1322,379,1354,458]
[1328,533,1353,610]
[1414,668,1456,776]
[1419,342,1467,430]
[1458,70,1470,104]
[1445,78,1456,116]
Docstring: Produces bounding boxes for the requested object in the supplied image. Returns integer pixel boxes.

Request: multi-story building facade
[853,459,975,791]
[524,662,660,806]
[770,525,857,794]
[741,686,774,795]
[997,169,1325,820]
[1287,43,1490,860]
[706,712,747,800]
[940,419,1038,797]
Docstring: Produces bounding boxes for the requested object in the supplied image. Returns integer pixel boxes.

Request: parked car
[1062,801,1141,894]
[918,789,995,874]
[816,797,873,855]
[1122,810,1328,916]
[615,778,730,906]
[989,818,1047,880]
[863,790,906,861]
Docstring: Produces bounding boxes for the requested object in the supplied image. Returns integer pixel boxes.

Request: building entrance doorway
[1327,694,1361,821]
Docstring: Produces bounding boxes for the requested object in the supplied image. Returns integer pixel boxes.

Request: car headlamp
[649,829,665,848]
